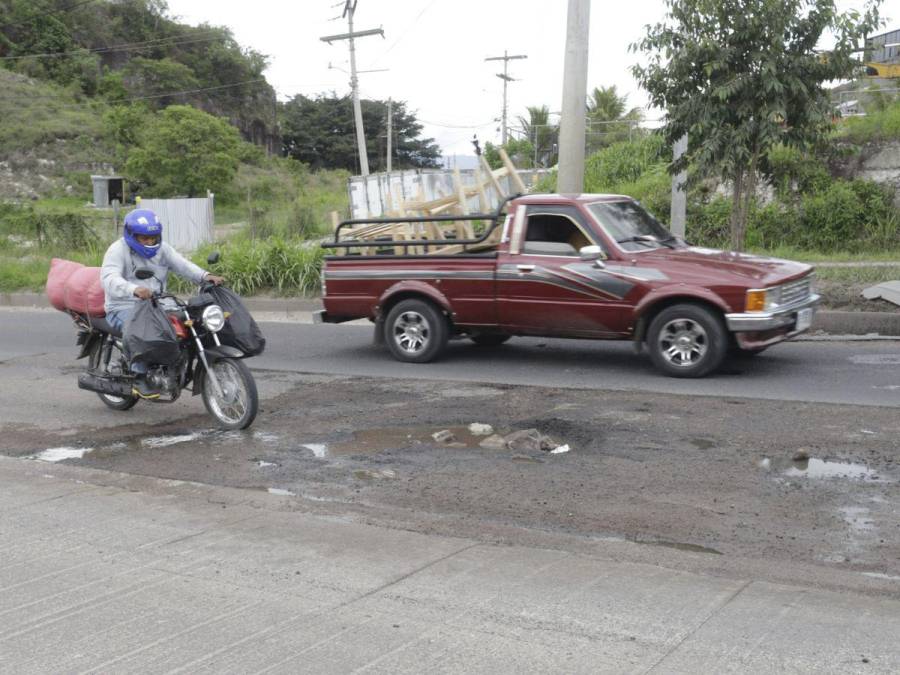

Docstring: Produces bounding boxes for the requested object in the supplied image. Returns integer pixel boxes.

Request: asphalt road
[3,308,898,407]
[3,307,900,670]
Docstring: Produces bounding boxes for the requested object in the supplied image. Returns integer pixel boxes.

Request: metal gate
[137,196,214,252]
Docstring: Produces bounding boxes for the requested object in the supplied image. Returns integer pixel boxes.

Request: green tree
[586,86,643,151]
[122,57,200,103]
[281,94,441,172]
[632,0,881,250]
[124,105,242,198]
[516,105,557,167]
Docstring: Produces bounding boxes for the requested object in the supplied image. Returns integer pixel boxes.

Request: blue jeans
[106,307,147,375]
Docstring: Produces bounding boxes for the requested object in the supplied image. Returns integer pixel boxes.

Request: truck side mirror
[579,245,607,269]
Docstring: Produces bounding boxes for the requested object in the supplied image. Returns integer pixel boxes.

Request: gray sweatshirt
[101,239,208,315]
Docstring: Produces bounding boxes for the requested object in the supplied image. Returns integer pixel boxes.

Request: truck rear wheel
[646,303,727,378]
[384,299,449,363]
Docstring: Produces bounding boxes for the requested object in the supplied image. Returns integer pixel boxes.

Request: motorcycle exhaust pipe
[78,373,134,397]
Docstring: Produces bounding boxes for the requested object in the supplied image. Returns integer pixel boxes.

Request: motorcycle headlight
[202,304,226,332]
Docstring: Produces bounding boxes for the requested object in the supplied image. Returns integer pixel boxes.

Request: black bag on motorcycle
[206,285,266,356]
[123,300,181,366]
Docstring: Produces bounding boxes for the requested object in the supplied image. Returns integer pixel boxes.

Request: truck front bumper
[725,294,821,333]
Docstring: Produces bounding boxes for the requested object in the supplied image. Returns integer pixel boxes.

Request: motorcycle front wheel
[201,358,259,430]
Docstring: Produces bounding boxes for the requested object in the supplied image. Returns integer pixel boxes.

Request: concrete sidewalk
[3,291,900,335]
[1,455,898,673]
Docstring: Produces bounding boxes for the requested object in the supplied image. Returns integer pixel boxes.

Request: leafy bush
[746,201,802,250]
[687,196,731,248]
[837,100,900,143]
[179,237,325,296]
[799,179,896,251]
[764,144,831,197]
[584,134,666,190]
[125,105,242,199]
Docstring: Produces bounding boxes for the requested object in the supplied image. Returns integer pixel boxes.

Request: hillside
[0,69,112,199]
[0,0,277,152]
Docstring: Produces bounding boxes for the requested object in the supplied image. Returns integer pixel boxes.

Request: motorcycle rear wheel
[92,339,138,411]
[201,358,258,430]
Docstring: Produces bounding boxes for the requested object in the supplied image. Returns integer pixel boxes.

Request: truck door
[496,205,633,336]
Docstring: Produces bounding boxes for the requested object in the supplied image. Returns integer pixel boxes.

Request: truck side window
[523,213,593,257]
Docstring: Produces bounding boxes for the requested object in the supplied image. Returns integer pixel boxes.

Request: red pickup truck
[317,194,820,377]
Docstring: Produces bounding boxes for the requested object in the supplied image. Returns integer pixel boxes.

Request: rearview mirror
[135,268,154,280]
[207,251,220,265]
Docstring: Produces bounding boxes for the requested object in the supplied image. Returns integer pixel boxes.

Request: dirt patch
[6,373,900,588]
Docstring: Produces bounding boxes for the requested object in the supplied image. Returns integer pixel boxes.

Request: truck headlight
[202,304,226,332]
[745,286,782,312]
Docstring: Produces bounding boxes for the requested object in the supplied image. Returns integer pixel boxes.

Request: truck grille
[780,275,812,306]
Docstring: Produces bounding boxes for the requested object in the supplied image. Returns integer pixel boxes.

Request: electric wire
[0,0,98,30]
[1,79,268,107]
[0,29,228,60]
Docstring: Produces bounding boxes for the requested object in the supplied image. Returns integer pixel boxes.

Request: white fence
[347,168,551,220]
[137,196,214,252]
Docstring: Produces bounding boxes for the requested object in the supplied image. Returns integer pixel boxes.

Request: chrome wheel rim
[658,318,708,367]
[206,361,248,424]
[393,311,431,354]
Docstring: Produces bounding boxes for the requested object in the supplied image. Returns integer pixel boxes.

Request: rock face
[857,142,900,209]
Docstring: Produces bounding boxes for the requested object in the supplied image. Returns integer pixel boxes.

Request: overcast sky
[165,0,891,158]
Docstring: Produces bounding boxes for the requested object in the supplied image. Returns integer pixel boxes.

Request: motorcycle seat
[89,316,122,338]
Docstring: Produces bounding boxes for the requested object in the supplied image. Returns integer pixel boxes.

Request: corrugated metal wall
[347,168,551,219]
[138,197,214,252]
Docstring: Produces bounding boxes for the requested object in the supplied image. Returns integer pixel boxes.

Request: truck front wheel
[646,304,727,378]
[384,299,449,363]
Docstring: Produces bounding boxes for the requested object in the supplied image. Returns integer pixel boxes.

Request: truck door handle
[516,264,535,273]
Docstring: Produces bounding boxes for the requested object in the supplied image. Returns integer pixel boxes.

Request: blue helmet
[123,209,163,259]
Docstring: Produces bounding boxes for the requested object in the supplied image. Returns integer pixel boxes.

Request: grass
[814,266,900,284]
[0,69,106,156]
[747,247,900,263]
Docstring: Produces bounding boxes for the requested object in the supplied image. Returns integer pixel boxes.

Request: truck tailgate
[322,254,498,325]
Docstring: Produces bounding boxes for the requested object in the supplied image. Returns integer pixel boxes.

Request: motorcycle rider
[100,208,224,397]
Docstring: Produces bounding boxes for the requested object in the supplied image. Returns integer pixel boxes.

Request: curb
[3,292,897,337]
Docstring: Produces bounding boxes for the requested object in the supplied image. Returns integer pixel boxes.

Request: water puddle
[142,432,204,448]
[353,469,398,481]
[634,539,722,555]
[862,572,900,581]
[849,354,900,365]
[267,488,295,497]
[784,458,882,481]
[301,426,485,459]
[28,447,93,462]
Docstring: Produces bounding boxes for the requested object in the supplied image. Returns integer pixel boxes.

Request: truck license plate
[795,308,813,331]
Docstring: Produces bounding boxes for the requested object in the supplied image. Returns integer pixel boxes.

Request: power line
[418,118,495,129]
[1,78,268,107]
[369,0,437,66]
[0,29,227,60]
[0,0,98,30]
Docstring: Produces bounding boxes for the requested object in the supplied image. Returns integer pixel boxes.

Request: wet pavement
[3,369,900,598]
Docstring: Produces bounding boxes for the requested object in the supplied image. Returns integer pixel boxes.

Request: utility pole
[386,97,393,172]
[670,134,688,238]
[557,0,590,193]
[320,1,384,176]
[485,50,527,145]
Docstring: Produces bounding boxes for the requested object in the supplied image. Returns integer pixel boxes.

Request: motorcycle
[71,257,260,430]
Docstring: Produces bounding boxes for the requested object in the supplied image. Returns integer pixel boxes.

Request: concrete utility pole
[670,134,688,237]
[485,50,527,145]
[557,0,590,193]
[386,97,393,172]
[320,1,384,176]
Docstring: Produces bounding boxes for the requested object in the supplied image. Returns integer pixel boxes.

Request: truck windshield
[587,201,673,252]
